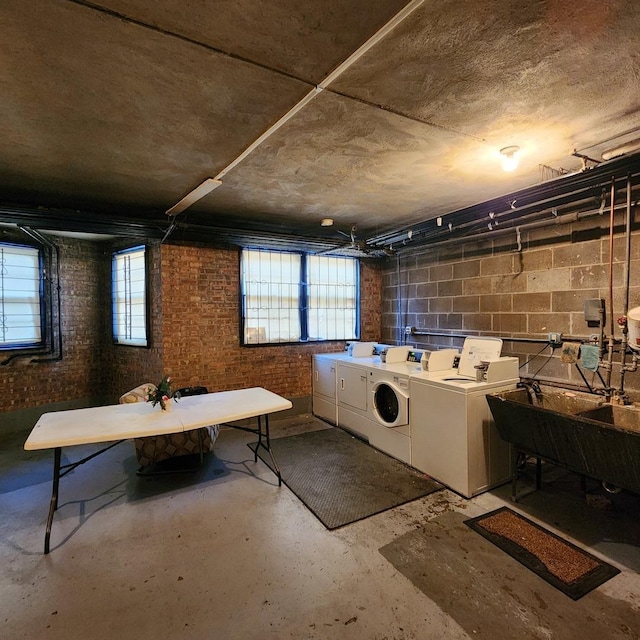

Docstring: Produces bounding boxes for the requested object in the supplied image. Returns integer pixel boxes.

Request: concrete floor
[1,414,639,640]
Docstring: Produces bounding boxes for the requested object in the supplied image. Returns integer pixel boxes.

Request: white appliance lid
[457,337,503,378]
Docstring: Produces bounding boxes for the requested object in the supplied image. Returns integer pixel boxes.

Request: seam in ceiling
[65,0,489,216]
[170,0,427,213]
[65,0,309,84]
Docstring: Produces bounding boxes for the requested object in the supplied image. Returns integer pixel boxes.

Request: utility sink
[486,385,640,495]
[578,404,640,433]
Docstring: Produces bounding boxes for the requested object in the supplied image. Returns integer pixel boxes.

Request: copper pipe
[605,178,616,392]
[619,174,634,398]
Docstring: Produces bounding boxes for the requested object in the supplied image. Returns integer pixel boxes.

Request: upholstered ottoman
[119,383,219,469]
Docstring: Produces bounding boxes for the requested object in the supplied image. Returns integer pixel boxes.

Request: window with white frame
[0,243,43,348]
[112,246,148,347]
[241,249,359,345]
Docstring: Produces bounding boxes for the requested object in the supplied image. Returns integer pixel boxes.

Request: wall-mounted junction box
[584,298,605,327]
[548,332,563,347]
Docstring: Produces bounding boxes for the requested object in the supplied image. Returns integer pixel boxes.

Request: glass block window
[0,243,43,348]
[241,249,359,345]
[112,246,148,347]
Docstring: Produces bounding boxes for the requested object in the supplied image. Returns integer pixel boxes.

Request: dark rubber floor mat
[255,427,442,529]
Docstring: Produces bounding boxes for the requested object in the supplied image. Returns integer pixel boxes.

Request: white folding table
[25,387,292,553]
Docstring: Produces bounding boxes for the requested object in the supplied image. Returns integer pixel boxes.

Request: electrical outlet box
[404,326,413,335]
[584,298,605,327]
[548,332,563,347]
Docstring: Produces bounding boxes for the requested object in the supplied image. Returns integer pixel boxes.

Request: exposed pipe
[602,137,640,161]
[408,328,594,344]
[396,254,403,345]
[619,174,638,396]
[604,178,616,395]
[384,199,635,256]
[18,226,63,364]
[624,174,632,316]
[369,157,640,250]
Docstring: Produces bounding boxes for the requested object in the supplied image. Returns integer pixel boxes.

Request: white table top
[25,387,293,450]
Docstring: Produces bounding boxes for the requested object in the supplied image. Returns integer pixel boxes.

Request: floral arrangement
[145,375,177,411]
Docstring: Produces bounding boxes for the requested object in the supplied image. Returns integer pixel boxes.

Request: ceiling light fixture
[500,146,520,172]
[165,178,222,216]
[320,218,334,227]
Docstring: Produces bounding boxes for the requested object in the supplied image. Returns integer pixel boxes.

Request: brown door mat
[464,507,620,600]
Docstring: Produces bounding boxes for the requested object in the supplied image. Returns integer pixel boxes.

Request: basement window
[0,243,43,349]
[112,246,149,347]
[241,249,359,345]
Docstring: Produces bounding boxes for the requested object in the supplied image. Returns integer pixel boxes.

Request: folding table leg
[262,415,281,486]
[45,447,62,554]
[253,416,263,462]
[198,428,204,466]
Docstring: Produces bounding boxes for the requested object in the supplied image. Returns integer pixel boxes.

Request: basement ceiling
[2,0,640,251]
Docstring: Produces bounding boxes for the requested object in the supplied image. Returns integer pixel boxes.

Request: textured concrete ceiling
[2,0,640,247]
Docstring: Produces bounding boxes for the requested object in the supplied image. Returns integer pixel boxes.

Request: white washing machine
[409,338,519,498]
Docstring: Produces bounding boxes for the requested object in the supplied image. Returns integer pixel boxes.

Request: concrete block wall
[381,211,640,399]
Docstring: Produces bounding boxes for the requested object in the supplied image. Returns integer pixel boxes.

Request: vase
[162,399,172,411]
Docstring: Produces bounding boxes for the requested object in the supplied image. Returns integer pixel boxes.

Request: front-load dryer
[367,366,411,463]
[370,373,409,427]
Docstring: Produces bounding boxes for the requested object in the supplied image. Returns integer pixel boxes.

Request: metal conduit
[619,174,635,396]
[406,329,594,345]
[369,155,640,250]
[390,199,633,255]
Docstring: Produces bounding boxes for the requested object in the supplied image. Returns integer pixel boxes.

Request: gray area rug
[379,511,634,640]
[256,427,442,529]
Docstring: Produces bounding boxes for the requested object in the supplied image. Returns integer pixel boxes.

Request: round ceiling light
[500,146,520,172]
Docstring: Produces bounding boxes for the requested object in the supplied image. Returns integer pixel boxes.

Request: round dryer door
[372,381,409,427]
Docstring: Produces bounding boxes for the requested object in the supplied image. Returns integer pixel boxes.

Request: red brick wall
[102,241,164,400]
[0,236,104,412]
[0,237,383,417]
[161,244,383,398]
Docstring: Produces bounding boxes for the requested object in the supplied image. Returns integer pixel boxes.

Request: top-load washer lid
[384,346,411,363]
[457,337,503,379]
[347,342,377,357]
[421,348,459,372]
